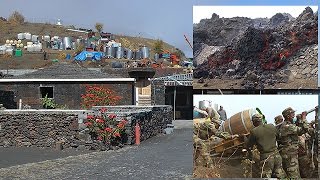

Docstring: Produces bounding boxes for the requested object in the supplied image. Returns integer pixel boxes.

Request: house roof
[5,63,127,79]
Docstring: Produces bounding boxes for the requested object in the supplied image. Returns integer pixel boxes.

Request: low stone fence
[0,106,173,149]
[92,106,173,144]
[0,110,82,148]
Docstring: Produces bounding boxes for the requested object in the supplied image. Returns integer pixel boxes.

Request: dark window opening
[40,86,54,98]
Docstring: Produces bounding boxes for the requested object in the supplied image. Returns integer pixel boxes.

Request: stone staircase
[138,95,152,106]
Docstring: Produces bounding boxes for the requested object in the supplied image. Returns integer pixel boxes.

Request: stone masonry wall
[0,106,173,148]
[0,111,80,148]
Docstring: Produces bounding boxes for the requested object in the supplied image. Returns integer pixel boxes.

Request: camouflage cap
[282,107,296,117]
[252,114,263,122]
[274,115,283,124]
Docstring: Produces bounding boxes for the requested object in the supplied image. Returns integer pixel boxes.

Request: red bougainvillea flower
[96,119,104,123]
[108,114,116,119]
[121,120,128,125]
[97,136,103,141]
[84,122,92,126]
[87,115,94,119]
[104,127,112,132]
[113,132,121,137]
[100,107,107,113]
[117,123,125,129]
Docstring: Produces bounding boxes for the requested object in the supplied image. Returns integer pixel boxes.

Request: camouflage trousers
[259,151,286,179]
[299,154,315,178]
[281,152,300,179]
[194,136,213,168]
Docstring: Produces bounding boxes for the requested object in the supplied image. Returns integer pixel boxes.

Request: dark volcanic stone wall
[0,106,173,148]
[0,111,79,148]
[92,106,173,144]
[0,82,134,109]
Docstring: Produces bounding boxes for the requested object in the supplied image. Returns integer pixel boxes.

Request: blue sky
[194,0,318,6]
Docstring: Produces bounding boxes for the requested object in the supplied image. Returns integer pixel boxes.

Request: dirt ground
[193,157,245,178]
[193,78,318,90]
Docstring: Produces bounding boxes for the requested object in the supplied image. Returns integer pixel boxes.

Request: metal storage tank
[13,40,18,44]
[44,35,51,42]
[25,33,32,40]
[134,50,141,60]
[17,33,25,40]
[154,53,159,61]
[63,37,72,50]
[9,40,14,44]
[140,46,150,59]
[32,35,38,42]
[115,47,123,59]
[27,45,34,52]
[125,49,133,59]
[105,46,114,58]
[5,40,10,44]
[17,40,22,44]
[59,41,64,50]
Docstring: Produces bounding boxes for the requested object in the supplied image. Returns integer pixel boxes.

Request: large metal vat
[134,50,141,60]
[105,46,115,58]
[219,108,258,135]
[140,46,150,59]
[125,49,133,59]
[199,100,211,110]
[115,47,123,59]
[154,53,159,61]
[63,37,72,50]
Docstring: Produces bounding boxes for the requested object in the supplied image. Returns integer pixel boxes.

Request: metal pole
[174,86,176,121]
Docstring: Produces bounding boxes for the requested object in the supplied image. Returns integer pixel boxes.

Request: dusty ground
[0,123,193,180]
[193,157,245,178]
[193,78,317,90]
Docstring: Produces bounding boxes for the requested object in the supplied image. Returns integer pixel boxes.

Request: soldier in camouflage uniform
[193,121,233,168]
[247,114,286,178]
[277,107,311,179]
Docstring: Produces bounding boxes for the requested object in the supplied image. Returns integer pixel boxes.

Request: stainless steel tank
[106,46,114,58]
[140,45,150,59]
[134,50,141,60]
[154,53,159,61]
[115,47,123,59]
[125,49,133,59]
[199,100,211,110]
[63,37,72,50]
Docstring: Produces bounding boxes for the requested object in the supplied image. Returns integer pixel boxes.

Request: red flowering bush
[85,108,128,145]
[81,85,122,109]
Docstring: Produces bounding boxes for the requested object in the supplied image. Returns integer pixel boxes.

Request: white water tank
[25,33,31,40]
[5,49,13,55]
[5,39,10,44]
[27,45,34,52]
[9,40,14,44]
[17,33,25,40]
[32,35,38,42]
[17,40,22,44]
[44,35,50,41]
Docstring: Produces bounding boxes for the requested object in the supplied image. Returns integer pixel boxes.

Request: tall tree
[95,22,103,33]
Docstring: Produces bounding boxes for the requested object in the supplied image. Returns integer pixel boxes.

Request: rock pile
[194,7,318,89]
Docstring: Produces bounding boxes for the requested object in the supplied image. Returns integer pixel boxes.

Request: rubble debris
[194,7,318,89]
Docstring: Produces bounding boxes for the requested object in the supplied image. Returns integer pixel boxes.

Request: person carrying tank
[193,121,236,168]
[246,114,286,178]
[277,107,312,179]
